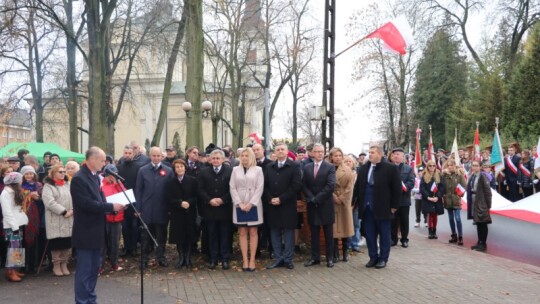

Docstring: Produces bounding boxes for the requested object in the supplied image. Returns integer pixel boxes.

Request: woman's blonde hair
[423,160,440,183]
[328,147,344,165]
[240,147,257,168]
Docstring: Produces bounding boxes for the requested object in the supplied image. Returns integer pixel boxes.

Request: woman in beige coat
[42,165,73,276]
[230,148,264,271]
[329,148,355,263]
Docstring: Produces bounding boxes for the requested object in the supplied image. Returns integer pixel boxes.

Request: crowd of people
[0,140,538,302]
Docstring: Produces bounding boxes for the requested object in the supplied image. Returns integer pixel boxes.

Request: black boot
[449,234,457,243]
[176,247,185,269]
[332,239,339,263]
[428,228,434,239]
[433,228,438,239]
[457,236,463,246]
[342,239,349,262]
[184,246,193,269]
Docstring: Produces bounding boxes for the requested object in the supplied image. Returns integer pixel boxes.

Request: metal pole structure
[321,0,335,149]
[264,87,271,155]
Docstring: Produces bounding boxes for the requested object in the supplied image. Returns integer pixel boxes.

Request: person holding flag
[389,148,415,248]
[504,145,521,202]
[441,159,466,245]
[420,160,445,240]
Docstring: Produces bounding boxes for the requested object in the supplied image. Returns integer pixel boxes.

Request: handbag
[6,233,25,268]
[236,206,258,222]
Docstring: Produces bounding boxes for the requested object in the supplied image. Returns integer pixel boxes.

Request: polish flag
[534,136,540,158]
[474,127,481,161]
[430,182,438,194]
[365,16,414,55]
[455,184,466,197]
[428,128,436,162]
[402,181,407,192]
[415,127,422,172]
[248,132,263,144]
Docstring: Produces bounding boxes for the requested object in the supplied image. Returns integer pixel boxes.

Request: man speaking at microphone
[71,147,124,304]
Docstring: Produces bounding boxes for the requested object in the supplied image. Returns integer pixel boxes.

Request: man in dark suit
[354,145,401,269]
[185,146,204,177]
[264,143,302,270]
[389,148,415,248]
[504,145,522,202]
[198,149,233,270]
[135,146,174,267]
[71,147,124,304]
[117,145,145,258]
[302,143,336,268]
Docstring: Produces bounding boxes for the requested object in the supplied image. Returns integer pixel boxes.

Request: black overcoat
[263,159,302,229]
[167,175,198,245]
[354,160,401,220]
[71,165,114,249]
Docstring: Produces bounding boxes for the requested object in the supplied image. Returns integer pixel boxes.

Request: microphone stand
[114,178,157,304]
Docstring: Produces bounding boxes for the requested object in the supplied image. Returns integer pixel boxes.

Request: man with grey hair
[135,146,174,267]
[302,143,337,268]
[71,147,124,303]
[197,149,233,270]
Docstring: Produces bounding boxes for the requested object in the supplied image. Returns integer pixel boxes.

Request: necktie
[314,163,319,178]
[189,161,194,169]
[368,166,374,186]
[214,167,219,174]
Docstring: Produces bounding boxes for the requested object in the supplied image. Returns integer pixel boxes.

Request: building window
[2,131,6,138]
[8,130,13,138]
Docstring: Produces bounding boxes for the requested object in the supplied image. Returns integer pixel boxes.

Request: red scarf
[54,179,65,186]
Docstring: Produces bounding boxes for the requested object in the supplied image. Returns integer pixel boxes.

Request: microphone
[104,168,125,182]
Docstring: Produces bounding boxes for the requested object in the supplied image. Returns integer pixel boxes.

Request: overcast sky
[272,0,498,155]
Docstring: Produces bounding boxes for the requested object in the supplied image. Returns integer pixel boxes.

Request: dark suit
[197,165,233,263]
[257,157,273,254]
[302,161,336,262]
[71,164,115,304]
[354,160,401,263]
[134,163,174,264]
[504,154,521,202]
[117,158,145,255]
[263,159,302,264]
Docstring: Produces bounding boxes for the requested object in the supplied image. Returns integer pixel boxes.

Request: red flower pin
[159,169,166,176]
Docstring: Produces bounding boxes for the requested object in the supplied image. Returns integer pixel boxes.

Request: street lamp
[182,100,212,118]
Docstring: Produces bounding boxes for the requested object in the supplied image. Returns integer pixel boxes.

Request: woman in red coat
[100,164,125,271]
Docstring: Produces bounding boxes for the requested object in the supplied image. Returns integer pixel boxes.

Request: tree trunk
[86,0,116,150]
[28,8,44,142]
[151,0,188,147]
[65,0,78,152]
[185,0,204,148]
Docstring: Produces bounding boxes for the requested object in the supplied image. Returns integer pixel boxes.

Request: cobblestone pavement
[1,229,539,303]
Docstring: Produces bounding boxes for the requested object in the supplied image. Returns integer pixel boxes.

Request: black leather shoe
[266,261,284,269]
[158,259,168,267]
[391,240,398,247]
[375,260,386,269]
[401,241,409,248]
[365,259,377,268]
[304,259,320,267]
[285,262,294,270]
[326,261,334,268]
[222,261,230,270]
[208,261,217,270]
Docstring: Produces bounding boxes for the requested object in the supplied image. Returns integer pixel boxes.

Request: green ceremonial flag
[490,129,505,177]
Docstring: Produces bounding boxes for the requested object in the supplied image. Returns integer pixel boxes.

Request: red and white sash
[505,156,518,175]
[519,163,531,177]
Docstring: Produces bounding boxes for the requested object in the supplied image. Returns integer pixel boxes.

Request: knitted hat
[20,165,37,177]
[4,172,23,185]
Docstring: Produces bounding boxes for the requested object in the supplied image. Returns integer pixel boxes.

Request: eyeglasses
[57,171,66,174]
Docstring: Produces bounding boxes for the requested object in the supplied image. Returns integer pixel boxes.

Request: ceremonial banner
[490,128,505,177]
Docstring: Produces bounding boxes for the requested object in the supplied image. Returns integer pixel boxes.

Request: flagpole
[333,37,368,59]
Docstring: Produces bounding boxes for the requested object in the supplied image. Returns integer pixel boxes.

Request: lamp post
[182,100,212,147]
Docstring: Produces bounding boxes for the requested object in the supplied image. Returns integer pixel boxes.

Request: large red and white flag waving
[247,132,263,145]
[474,126,481,161]
[365,16,414,55]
